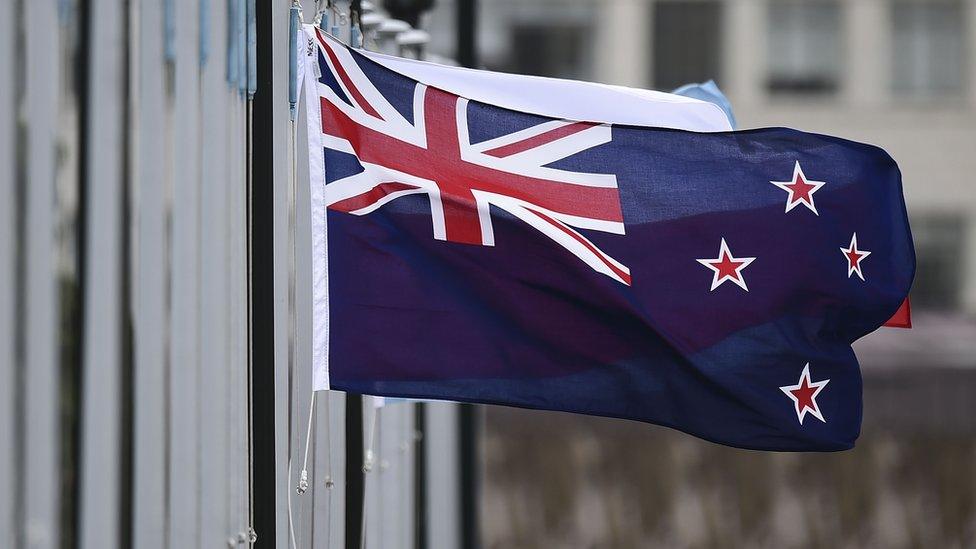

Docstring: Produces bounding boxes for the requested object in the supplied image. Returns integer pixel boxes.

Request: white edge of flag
[354,40,733,133]
[303,28,332,392]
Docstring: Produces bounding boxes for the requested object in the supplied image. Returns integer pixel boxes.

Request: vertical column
[0,0,15,545]
[268,3,295,547]
[425,403,461,549]
[846,0,888,105]
[951,2,976,315]
[290,65,316,547]
[272,0,292,544]
[723,0,766,109]
[364,404,384,549]
[226,12,243,537]
[964,218,976,315]
[23,0,62,547]
[199,0,231,545]
[168,0,202,545]
[78,0,126,546]
[312,391,346,549]
[232,85,251,545]
[458,404,481,549]
[379,405,401,549]
[132,0,169,547]
[400,406,416,549]
[968,0,976,109]
[251,0,292,545]
[594,0,650,87]
[379,403,416,549]
[966,0,976,316]
[344,395,366,549]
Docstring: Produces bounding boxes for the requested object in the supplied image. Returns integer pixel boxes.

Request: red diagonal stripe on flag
[317,32,383,120]
[483,122,597,158]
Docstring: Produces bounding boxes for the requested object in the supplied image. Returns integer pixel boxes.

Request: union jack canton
[315,30,631,285]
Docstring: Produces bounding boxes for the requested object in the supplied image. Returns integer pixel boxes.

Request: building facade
[428,0,976,316]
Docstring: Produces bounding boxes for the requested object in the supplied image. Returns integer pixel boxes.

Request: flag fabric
[884,297,912,329]
[301,29,914,451]
[670,79,913,330]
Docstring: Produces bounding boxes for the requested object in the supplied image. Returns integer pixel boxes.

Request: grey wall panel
[132,0,169,547]
[199,0,231,544]
[272,2,292,547]
[226,90,241,545]
[23,1,62,547]
[0,0,15,545]
[168,0,202,545]
[291,71,317,548]
[363,401,383,549]
[360,401,420,549]
[78,0,126,546]
[382,404,415,549]
[400,406,416,549]
[226,89,248,545]
[312,391,346,549]
[380,405,400,549]
[426,403,461,549]
[231,95,251,543]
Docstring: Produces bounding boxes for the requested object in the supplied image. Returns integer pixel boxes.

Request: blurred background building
[419,1,976,547]
[427,0,976,318]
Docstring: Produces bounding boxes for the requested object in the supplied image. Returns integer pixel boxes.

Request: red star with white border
[840,232,871,281]
[696,238,756,291]
[779,363,830,425]
[770,161,825,215]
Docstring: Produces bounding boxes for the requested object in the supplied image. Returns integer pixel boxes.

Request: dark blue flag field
[304,30,914,451]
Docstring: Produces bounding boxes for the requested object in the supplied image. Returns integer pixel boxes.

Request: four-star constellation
[694,161,875,426]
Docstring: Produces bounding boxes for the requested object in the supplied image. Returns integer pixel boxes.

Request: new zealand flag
[303,29,914,451]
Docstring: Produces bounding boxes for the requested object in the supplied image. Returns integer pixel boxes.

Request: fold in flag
[301,29,914,451]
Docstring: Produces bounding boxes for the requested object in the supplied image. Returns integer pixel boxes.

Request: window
[910,216,966,311]
[892,1,966,96]
[767,1,842,94]
[652,1,723,90]
[510,24,592,80]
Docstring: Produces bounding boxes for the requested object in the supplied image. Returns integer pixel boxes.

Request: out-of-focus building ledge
[856,313,976,371]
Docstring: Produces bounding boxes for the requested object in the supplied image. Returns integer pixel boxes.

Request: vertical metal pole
[312,391,346,549]
[345,394,365,549]
[456,0,477,69]
[458,404,480,549]
[132,0,168,546]
[425,403,460,549]
[78,0,127,546]
[23,0,62,546]
[199,0,232,542]
[0,0,15,545]
[414,403,427,549]
[168,0,202,543]
[455,5,480,546]
[251,0,292,545]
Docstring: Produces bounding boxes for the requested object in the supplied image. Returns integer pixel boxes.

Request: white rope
[246,89,256,547]
[297,393,315,494]
[322,389,334,488]
[286,110,299,549]
[287,460,298,549]
[286,45,301,545]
